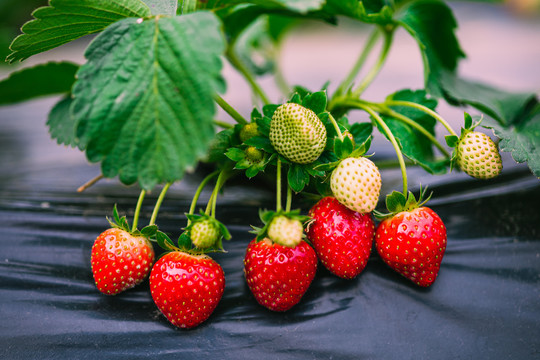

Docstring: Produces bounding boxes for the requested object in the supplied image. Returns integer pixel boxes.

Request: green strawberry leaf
[0,62,78,105]
[288,163,310,193]
[141,0,177,15]
[255,116,271,137]
[206,128,239,164]
[302,91,327,115]
[385,191,407,214]
[349,122,373,146]
[6,0,151,63]
[72,12,226,190]
[439,70,538,127]
[47,96,77,148]
[262,104,279,118]
[397,1,465,98]
[483,110,540,178]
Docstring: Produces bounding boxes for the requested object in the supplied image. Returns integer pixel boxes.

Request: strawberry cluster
[90,93,503,329]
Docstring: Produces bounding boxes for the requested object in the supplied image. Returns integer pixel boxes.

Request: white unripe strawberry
[269,103,327,164]
[190,219,220,249]
[456,131,502,179]
[330,157,381,214]
[267,215,304,248]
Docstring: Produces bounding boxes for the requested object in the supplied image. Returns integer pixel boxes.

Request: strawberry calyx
[250,209,310,246]
[374,185,432,220]
[107,204,158,239]
[445,112,484,171]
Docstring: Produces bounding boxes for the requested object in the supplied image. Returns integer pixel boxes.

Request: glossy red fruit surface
[150,251,225,329]
[91,228,154,295]
[375,207,447,287]
[307,196,375,279]
[244,238,317,312]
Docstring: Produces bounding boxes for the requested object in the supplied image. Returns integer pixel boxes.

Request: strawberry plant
[1,0,539,329]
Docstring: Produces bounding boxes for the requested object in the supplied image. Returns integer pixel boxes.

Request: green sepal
[288,163,310,193]
[225,147,245,162]
[177,232,193,251]
[140,224,158,238]
[183,212,231,253]
[445,135,459,148]
[255,116,271,137]
[334,135,354,159]
[244,136,275,153]
[107,204,131,233]
[289,92,303,105]
[383,185,433,218]
[156,231,178,252]
[349,135,372,158]
[464,112,473,130]
[262,104,279,118]
[251,209,310,242]
[302,90,327,115]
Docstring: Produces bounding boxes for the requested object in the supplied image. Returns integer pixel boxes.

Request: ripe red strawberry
[150,251,225,329]
[375,206,447,287]
[244,238,317,312]
[91,227,155,295]
[456,131,502,179]
[330,157,382,214]
[306,197,375,279]
[269,102,327,164]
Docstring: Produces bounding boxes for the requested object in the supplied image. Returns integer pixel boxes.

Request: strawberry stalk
[285,185,292,213]
[188,170,220,222]
[213,119,234,129]
[333,28,380,100]
[206,169,232,218]
[383,100,458,137]
[131,189,146,232]
[327,113,345,142]
[149,182,172,226]
[351,27,394,98]
[226,42,271,105]
[214,95,248,125]
[360,104,409,195]
[276,157,283,212]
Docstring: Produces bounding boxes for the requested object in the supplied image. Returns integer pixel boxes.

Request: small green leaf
[289,93,302,105]
[323,0,395,24]
[206,128,238,164]
[255,116,271,137]
[464,112,473,130]
[334,135,354,159]
[0,62,78,105]
[445,135,459,148]
[349,122,373,146]
[7,0,151,63]
[288,164,310,192]
[302,91,327,115]
[72,13,226,190]
[47,96,77,148]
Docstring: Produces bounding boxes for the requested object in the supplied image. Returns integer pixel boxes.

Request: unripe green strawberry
[456,131,502,179]
[330,157,381,214]
[269,103,327,164]
[245,146,264,163]
[240,123,260,143]
[190,219,220,249]
[267,215,303,248]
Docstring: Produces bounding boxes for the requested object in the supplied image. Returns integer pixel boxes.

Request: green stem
[213,119,234,129]
[285,185,292,213]
[204,169,231,218]
[149,182,172,226]
[215,95,248,125]
[384,100,458,137]
[226,44,271,105]
[359,104,408,194]
[276,157,282,212]
[189,171,220,219]
[351,28,394,98]
[382,108,450,157]
[131,189,146,232]
[327,113,344,142]
[333,28,380,98]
